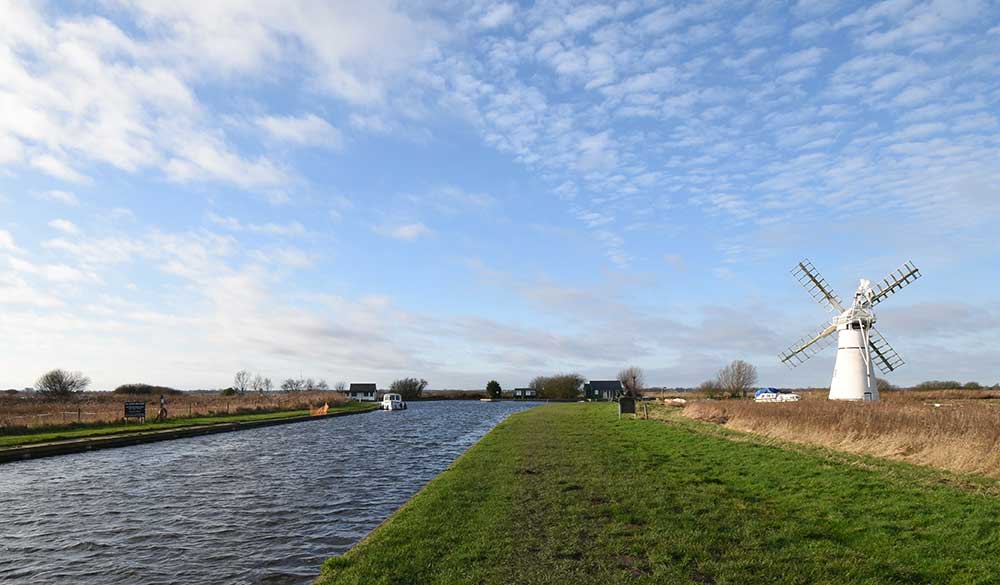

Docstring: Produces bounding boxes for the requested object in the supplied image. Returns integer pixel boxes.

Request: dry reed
[0,391,348,431]
[681,395,1000,478]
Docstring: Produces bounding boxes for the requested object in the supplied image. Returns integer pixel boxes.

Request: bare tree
[316,379,330,391]
[334,381,346,392]
[250,373,266,393]
[303,377,317,392]
[262,377,273,393]
[233,370,252,394]
[617,366,645,396]
[35,369,90,398]
[717,360,758,399]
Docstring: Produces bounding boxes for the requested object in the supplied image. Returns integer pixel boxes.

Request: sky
[1,0,999,391]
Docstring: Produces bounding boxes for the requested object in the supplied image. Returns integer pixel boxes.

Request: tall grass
[682,396,1000,478]
[0,391,347,431]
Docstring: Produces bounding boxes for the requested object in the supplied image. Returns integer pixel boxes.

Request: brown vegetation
[680,392,1000,478]
[0,391,347,431]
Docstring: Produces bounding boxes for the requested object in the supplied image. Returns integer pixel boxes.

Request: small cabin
[512,387,536,400]
[584,380,622,401]
[347,383,377,402]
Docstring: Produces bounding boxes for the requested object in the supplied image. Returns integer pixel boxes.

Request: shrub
[35,369,90,398]
[390,378,428,401]
[113,383,182,395]
[529,374,584,399]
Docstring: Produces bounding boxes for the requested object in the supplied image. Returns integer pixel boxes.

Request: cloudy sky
[2,0,999,391]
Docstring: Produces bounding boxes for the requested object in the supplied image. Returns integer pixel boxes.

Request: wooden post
[78,407,81,423]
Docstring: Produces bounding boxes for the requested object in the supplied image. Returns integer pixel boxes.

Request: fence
[0,391,348,430]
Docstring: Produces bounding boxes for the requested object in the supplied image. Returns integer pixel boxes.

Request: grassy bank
[0,401,376,449]
[318,403,1000,585]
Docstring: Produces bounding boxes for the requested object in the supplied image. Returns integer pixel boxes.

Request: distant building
[584,380,622,401]
[347,383,377,402]
[512,387,536,399]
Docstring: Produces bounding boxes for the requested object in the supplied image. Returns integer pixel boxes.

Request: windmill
[779,259,921,401]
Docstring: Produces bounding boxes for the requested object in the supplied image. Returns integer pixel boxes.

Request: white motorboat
[380,393,407,410]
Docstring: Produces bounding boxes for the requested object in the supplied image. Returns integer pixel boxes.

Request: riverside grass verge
[0,401,376,449]
[317,402,1000,585]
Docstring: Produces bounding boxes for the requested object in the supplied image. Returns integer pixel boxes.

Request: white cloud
[48,219,80,235]
[256,114,342,148]
[36,190,80,206]
[0,229,21,252]
[30,156,88,183]
[479,3,515,29]
[375,222,432,241]
[207,213,306,236]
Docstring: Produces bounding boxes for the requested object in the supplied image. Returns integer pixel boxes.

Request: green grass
[317,403,1000,585]
[0,402,376,449]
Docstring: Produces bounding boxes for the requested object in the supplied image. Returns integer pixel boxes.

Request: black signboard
[618,396,636,418]
[124,401,146,419]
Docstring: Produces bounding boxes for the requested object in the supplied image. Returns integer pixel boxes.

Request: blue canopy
[754,387,779,398]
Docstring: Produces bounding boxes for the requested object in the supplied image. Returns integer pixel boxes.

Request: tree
[233,370,252,394]
[530,374,584,399]
[303,377,317,391]
[35,369,90,398]
[875,377,897,393]
[316,379,330,391]
[717,360,758,399]
[390,377,427,400]
[486,380,502,399]
[334,381,346,392]
[617,366,645,397]
[250,374,267,393]
[697,378,725,400]
[280,378,304,392]
[262,377,273,393]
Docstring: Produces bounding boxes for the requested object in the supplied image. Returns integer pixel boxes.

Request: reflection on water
[0,400,539,584]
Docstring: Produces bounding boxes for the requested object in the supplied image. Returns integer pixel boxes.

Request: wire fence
[0,391,348,431]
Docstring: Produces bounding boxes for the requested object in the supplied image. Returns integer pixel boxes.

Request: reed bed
[682,396,1000,478]
[0,391,348,431]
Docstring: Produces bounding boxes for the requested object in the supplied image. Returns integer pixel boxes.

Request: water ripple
[0,400,537,584]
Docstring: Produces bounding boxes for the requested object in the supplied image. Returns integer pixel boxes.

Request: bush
[529,374,584,399]
[220,387,238,396]
[390,378,428,401]
[35,369,90,398]
[113,383,182,395]
[914,380,962,390]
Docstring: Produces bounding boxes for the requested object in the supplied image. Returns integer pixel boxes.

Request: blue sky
[1,0,999,390]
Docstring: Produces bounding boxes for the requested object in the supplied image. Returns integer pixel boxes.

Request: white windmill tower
[779,259,921,401]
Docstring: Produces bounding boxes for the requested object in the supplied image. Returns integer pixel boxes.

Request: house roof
[588,380,622,391]
[514,387,532,392]
[349,383,376,393]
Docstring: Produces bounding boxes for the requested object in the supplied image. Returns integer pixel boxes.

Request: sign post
[618,396,636,420]
[124,401,147,423]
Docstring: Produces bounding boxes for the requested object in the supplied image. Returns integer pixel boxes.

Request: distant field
[0,401,376,449]
[318,403,1000,584]
[681,391,1000,478]
[0,390,349,430]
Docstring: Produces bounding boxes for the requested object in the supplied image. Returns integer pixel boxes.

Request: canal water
[0,400,539,584]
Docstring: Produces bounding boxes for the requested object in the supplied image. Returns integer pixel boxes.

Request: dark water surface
[0,400,539,584]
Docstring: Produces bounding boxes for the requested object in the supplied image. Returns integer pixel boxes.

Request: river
[0,400,540,584]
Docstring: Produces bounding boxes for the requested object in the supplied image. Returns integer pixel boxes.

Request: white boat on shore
[380,393,407,410]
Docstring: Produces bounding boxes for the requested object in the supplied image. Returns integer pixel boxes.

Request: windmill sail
[793,259,844,313]
[869,261,920,307]
[780,322,837,367]
[867,327,904,374]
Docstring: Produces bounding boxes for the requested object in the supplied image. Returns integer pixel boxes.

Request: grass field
[317,402,1000,585]
[0,401,376,449]
[681,396,1000,478]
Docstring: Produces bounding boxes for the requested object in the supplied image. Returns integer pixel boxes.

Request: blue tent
[754,387,779,398]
